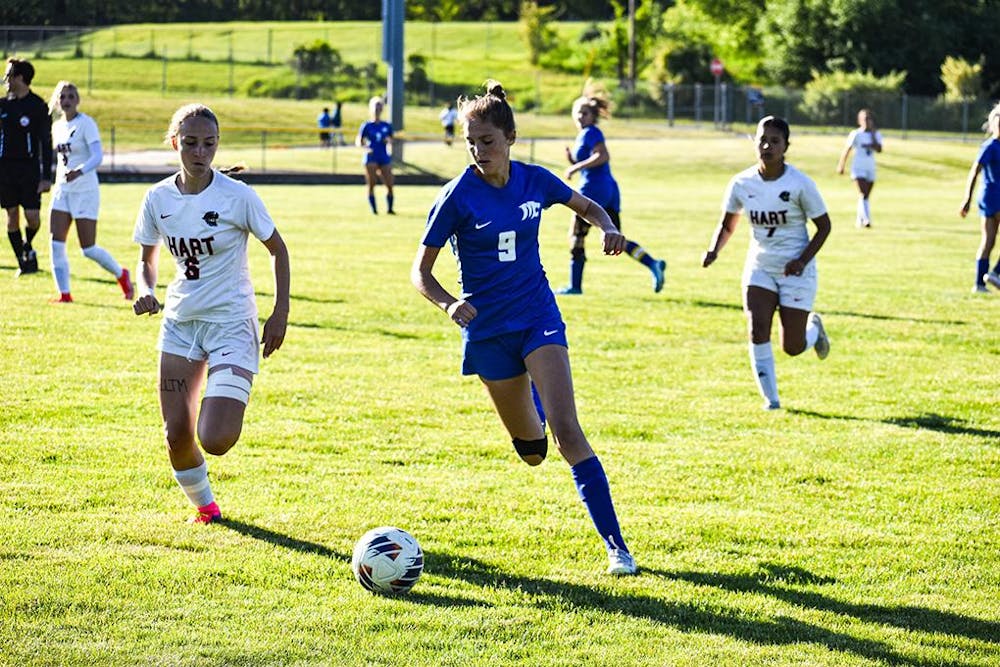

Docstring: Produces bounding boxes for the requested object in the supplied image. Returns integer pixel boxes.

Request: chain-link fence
[661,83,995,140]
[4,24,995,140]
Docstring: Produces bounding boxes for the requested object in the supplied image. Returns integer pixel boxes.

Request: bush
[940,56,984,102]
[291,40,342,75]
[800,69,906,124]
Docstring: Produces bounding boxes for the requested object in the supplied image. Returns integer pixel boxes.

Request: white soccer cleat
[972,284,990,294]
[607,549,637,576]
[984,272,1000,290]
[810,312,830,360]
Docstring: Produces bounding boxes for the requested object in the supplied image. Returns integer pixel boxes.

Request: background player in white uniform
[47,81,133,303]
[132,104,290,524]
[837,109,883,228]
[703,116,831,410]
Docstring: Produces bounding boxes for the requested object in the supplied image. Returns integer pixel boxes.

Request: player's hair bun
[485,80,506,100]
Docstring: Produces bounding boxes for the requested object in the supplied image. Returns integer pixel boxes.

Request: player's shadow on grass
[789,409,1000,440]
[691,299,967,326]
[219,518,350,562]
[423,551,935,667]
[656,562,1000,645]
[218,519,481,608]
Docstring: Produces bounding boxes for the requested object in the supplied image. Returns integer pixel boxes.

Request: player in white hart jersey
[132,104,290,524]
[47,81,133,303]
[703,116,831,410]
[836,108,883,228]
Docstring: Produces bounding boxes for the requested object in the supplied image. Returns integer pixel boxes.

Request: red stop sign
[710,58,724,76]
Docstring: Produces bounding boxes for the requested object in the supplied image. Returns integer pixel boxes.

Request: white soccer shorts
[158,317,260,374]
[743,262,817,312]
[49,184,100,220]
[850,166,876,182]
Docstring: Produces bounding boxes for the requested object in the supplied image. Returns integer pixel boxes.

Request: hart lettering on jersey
[749,210,788,227]
[165,235,216,258]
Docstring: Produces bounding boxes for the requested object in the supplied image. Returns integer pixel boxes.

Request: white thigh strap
[204,367,252,404]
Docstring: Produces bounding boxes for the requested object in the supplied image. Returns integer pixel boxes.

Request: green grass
[1,131,999,666]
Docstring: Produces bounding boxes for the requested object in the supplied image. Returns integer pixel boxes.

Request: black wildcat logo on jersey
[202,211,220,227]
[779,191,791,202]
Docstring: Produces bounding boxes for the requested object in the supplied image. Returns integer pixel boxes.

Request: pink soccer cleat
[118,268,135,300]
[188,501,222,525]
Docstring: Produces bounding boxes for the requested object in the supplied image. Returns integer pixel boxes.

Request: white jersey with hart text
[52,111,101,192]
[846,128,883,173]
[722,163,827,275]
[133,170,276,322]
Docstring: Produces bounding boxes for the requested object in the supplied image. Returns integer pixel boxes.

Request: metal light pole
[382,0,405,138]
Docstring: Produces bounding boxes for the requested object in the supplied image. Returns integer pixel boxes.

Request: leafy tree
[940,56,983,102]
[519,0,559,66]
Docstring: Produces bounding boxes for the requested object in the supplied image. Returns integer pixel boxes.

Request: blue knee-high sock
[991,259,1000,276]
[386,193,394,212]
[368,194,377,213]
[571,456,628,554]
[977,258,989,286]
[624,240,655,269]
[530,381,546,430]
[570,249,585,291]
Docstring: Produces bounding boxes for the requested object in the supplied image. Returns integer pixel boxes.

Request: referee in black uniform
[0,58,52,275]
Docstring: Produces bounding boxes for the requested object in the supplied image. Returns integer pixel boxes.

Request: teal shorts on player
[462,317,568,380]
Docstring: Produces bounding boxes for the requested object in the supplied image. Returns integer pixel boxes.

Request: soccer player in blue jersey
[356,96,395,214]
[411,81,637,576]
[557,89,665,295]
[703,116,831,411]
[960,102,1000,293]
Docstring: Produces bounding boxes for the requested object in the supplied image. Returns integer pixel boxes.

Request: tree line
[2,0,611,27]
[4,0,998,98]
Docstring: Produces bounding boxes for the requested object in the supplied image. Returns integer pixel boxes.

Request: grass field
[1,130,999,666]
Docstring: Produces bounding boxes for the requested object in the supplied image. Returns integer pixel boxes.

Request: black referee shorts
[0,160,42,211]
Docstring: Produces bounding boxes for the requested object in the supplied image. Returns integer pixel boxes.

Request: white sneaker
[985,272,1000,290]
[607,549,637,576]
[972,284,990,294]
[809,312,830,360]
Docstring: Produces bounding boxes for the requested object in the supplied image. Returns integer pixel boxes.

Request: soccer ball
[351,526,424,595]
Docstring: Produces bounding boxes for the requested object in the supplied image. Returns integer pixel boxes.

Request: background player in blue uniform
[558,89,665,295]
[356,96,395,214]
[411,81,637,575]
[960,102,1000,293]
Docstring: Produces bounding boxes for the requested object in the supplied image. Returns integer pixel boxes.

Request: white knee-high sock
[805,316,820,349]
[856,198,866,222]
[862,198,871,222]
[81,245,122,277]
[173,461,215,508]
[750,341,779,406]
[51,240,71,294]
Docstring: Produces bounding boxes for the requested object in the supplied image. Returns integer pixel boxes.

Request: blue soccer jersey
[572,125,620,211]
[422,161,573,341]
[976,138,1000,216]
[358,120,393,165]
